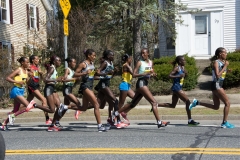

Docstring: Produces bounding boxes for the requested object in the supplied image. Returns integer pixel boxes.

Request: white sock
[157,120,162,124]
[115,111,119,116]
[98,124,102,128]
[188,119,192,123]
[64,105,68,110]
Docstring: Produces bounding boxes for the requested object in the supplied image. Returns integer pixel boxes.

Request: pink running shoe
[116,122,128,129]
[121,112,130,125]
[45,118,52,125]
[25,100,36,112]
[47,125,60,132]
[74,110,82,120]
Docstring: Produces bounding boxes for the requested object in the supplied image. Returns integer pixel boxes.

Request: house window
[0,0,7,21]
[166,37,175,49]
[195,16,207,34]
[0,0,13,24]
[28,4,36,29]
[27,4,39,30]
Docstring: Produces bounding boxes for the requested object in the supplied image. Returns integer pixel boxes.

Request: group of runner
[0,47,235,132]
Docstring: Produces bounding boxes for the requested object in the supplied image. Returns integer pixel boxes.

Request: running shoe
[58,103,66,117]
[45,119,52,125]
[188,120,200,126]
[157,121,170,128]
[116,122,128,129]
[74,110,82,120]
[120,112,128,121]
[25,100,36,112]
[105,123,111,130]
[8,113,15,125]
[47,125,60,132]
[55,122,63,129]
[120,112,130,125]
[98,125,107,132]
[221,121,235,129]
[189,98,198,110]
[107,118,115,126]
[0,123,7,131]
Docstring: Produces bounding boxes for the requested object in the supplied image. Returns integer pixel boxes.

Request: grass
[0,107,239,120]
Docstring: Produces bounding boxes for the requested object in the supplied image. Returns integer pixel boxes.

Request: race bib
[89,70,95,79]
[221,70,226,80]
[180,77,184,86]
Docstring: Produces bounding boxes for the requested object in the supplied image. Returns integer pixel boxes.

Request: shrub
[223,61,240,88]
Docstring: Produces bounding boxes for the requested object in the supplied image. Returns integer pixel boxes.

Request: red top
[30,64,40,82]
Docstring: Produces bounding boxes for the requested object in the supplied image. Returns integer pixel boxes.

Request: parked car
[0,132,5,160]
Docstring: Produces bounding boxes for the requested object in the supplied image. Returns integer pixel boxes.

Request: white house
[0,0,48,65]
[158,0,240,59]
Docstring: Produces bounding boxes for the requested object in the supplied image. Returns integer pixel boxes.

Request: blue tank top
[173,66,184,86]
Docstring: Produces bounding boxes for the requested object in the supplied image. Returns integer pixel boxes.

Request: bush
[223,61,240,88]
[153,55,199,90]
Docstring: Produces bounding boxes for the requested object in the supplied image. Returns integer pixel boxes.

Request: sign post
[59,0,71,68]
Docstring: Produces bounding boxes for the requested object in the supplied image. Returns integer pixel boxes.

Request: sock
[115,111,119,116]
[188,119,192,123]
[55,120,59,124]
[223,121,227,124]
[157,120,162,124]
[33,103,37,108]
[64,105,68,110]
[98,124,102,128]
[46,116,49,121]
[196,101,199,105]
[117,116,121,122]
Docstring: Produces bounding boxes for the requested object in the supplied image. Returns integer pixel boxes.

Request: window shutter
[0,8,2,21]
[36,7,39,31]
[11,44,14,63]
[9,0,13,24]
[26,4,29,29]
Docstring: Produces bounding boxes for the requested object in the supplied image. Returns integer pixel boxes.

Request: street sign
[64,19,68,36]
[59,0,71,18]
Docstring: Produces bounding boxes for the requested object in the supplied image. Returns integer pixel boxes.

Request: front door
[194,14,211,55]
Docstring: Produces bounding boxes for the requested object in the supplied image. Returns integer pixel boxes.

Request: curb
[2,115,239,124]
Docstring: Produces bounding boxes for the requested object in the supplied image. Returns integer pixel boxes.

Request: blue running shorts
[10,86,25,99]
[119,82,131,91]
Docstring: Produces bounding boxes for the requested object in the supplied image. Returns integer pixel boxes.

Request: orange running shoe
[74,110,82,120]
[45,118,52,125]
[25,100,36,112]
[116,122,128,129]
[47,125,60,132]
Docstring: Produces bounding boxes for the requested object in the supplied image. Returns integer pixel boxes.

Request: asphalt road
[1,120,240,160]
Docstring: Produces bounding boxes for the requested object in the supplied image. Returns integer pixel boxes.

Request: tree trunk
[133,0,141,66]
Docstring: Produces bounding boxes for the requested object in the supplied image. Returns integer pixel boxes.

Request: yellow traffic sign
[64,19,68,36]
[59,0,71,18]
